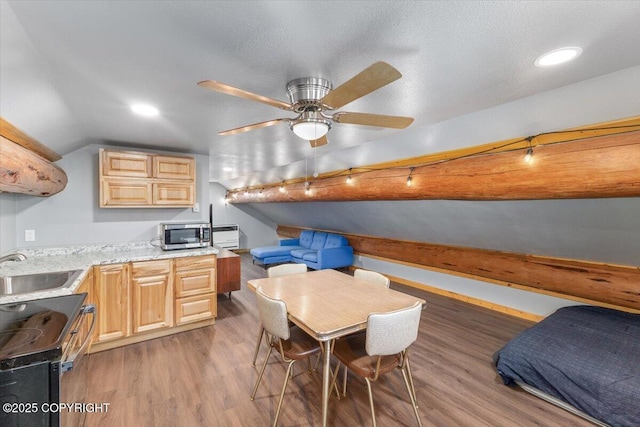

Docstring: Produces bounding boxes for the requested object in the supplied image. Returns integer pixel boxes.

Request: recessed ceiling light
[223,167,233,172]
[534,47,583,67]
[130,103,159,117]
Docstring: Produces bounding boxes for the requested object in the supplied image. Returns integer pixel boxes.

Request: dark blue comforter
[494,305,640,427]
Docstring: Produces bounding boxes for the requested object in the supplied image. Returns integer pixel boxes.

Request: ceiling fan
[197,62,414,147]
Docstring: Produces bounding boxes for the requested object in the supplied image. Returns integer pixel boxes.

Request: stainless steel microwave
[160,222,211,250]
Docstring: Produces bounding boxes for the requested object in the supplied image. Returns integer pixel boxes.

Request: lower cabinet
[94,263,130,342]
[131,259,173,334]
[74,267,95,351]
[91,254,216,351]
[174,256,217,325]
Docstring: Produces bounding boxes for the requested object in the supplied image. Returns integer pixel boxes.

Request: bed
[494,305,640,427]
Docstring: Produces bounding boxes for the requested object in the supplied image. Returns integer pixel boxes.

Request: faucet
[0,253,27,263]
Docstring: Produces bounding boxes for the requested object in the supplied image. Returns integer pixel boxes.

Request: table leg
[322,339,333,427]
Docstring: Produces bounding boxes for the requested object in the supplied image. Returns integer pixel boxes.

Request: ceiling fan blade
[218,119,288,136]
[320,62,402,109]
[332,112,414,129]
[198,80,292,111]
[309,135,328,147]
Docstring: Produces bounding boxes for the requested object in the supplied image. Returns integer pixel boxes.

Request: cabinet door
[74,268,95,349]
[101,149,152,178]
[153,155,195,180]
[175,293,217,326]
[101,179,152,207]
[131,260,173,334]
[152,182,194,206]
[94,264,130,342]
[174,256,216,298]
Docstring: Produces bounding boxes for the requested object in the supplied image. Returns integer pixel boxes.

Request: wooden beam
[230,128,640,203]
[0,117,62,162]
[277,225,640,311]
[0,136,68,196]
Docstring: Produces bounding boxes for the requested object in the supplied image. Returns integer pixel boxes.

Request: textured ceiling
[2,0,640,190]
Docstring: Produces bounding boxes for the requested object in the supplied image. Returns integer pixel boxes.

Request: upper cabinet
[99,148,196,208]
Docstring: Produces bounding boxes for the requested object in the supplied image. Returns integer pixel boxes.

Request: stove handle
[61,304,96,373]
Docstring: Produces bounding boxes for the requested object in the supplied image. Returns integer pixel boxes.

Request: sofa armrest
[280,238,300,246]
[316,246,354,269]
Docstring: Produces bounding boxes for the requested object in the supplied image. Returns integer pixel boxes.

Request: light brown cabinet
[89,254,216,352]
[131,259,174,334]
[174,255,217,325]
[94,263,130,342]
[99,148,195,208]
[74,268,95,349]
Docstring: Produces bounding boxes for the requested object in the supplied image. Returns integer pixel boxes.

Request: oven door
[56,304,96,427]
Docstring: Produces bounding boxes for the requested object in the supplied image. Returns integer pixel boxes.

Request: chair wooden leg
[251,346,272,400]
[400,366,422,427]
[273,360,296,427]
[364,377,377,427]
[252,325,265,366]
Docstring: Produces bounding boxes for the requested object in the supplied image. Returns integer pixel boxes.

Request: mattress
[494,305,640,427]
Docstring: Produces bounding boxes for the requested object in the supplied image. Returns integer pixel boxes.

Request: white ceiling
[2,0,640,190]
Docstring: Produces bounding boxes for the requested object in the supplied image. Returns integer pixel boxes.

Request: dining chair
[251,287,321,426]
[252,263,308,366]
[336,268,391,395]
[330,301,423,427]
[353,269,390,288]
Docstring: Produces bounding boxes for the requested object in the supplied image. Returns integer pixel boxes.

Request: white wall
[13,144,210,248]
[209,182,277,249]
[0,193,17,255]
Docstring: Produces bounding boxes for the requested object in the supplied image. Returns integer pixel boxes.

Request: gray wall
[209,182,277,249]
[0,193,17,255]
[248,198,640,267]
[13,144,210,248]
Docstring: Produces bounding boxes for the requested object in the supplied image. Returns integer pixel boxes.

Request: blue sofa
[250,230,354,270]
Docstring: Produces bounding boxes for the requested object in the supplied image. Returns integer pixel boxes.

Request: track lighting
[406,167,414,187]
[304,181,310,195]
[346,168,353,184]
[279,182,285,193]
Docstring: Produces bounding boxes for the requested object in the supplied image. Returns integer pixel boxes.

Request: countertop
[0,242,219,304]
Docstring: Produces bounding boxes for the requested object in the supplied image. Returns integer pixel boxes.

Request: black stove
[0,295,84,370]
[0,294,94,427]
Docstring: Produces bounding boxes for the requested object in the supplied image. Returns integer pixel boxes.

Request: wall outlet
[25,229,36,242]
[192,202,200,213]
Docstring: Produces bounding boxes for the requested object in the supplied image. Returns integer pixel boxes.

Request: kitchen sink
[0,270,83,296]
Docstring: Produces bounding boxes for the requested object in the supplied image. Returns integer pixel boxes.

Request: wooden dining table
[247,268,426,427]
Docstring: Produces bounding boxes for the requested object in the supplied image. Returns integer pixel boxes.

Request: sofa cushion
[302,252,318,263]
[290,248,315,259]
[324,233,348,248]
[299,230,315,248]
[251,245,303,258]
[310,232,328,250]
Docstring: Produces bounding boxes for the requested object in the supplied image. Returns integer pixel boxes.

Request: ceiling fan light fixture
[290,118,331,141]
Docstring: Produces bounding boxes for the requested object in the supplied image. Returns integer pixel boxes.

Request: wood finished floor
[84,254,593,427]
